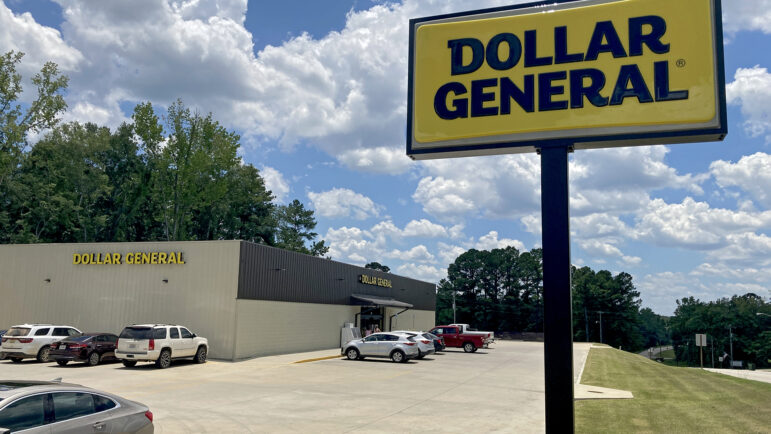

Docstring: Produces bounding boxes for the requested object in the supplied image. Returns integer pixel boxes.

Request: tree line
[670,295,770,368]
[435,246,668,353]
[0,51,327,254]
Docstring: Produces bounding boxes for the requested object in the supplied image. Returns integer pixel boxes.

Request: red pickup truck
[428,325,486,353]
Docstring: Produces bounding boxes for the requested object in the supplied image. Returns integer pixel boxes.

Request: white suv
[1,324,82,363]
[115,324,208,369]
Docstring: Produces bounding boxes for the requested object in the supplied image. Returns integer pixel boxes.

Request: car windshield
[62,336,93,343]
[5,327,30,337]
[119,327,152,339]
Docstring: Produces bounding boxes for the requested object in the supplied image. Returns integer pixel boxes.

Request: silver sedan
[0,380,153,433]
[342,333,420,363]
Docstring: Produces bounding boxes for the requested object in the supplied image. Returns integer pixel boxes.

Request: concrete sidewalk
[574,344,634,400]
[704,368,771,384]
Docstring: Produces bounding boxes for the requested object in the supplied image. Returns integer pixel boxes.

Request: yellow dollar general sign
[407,0,727,159]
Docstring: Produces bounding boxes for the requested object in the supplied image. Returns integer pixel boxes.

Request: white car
[1,324,82,363]
[115,324,208,369]
[391,331,436,359]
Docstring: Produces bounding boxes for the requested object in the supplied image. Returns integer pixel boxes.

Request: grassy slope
[575,348,771,433]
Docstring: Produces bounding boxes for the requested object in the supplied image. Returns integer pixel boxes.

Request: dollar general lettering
[408,0,726,159]
[435,16,685,119]
[73,252,185,265]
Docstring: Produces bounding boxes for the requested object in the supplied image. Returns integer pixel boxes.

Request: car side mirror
[192,334,196,338]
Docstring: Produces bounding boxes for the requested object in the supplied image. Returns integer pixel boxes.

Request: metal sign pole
[539,144,574,434]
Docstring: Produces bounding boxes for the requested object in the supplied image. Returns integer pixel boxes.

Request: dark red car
[49,333,119,366]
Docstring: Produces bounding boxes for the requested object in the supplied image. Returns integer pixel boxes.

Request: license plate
[59,345,66,350]
[129,344,136,349]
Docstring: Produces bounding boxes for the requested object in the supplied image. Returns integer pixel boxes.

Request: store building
[0,241,436,360]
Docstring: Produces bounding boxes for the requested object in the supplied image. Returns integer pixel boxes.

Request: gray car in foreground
[342,332,420,363]
[0,380,153,433]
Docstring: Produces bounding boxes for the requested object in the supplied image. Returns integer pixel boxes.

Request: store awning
[351,294,413,309]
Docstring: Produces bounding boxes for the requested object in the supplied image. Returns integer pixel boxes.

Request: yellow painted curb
[293,354,343,364]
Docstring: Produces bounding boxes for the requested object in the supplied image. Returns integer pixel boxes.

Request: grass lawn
[575,348,771,433]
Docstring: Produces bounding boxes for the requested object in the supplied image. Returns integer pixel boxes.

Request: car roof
[0,381,87,401]
[10,324,77,328]
[127,324,180,328]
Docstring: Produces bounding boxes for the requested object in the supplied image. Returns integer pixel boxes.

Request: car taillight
[18,338,33,344]
[404,342,415,346]
[421,340,430,344]
[145,410,153,422]
[148,339,155,350]
[115,338,119,347]
[1,338,6,343]
[70,343,87,349]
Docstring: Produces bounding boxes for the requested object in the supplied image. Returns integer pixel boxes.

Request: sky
[1,0,769,315]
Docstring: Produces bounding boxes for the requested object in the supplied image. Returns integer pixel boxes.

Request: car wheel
[194,346,207,364]
[391,350,405,363]
[155,349,171,369]
[122,360,137,368]
[463,342,475,353]
[36,346,51,362]
[346,348,359,360]
[10,357,23,363]
[56,360,69,366]
[87,352,101,366]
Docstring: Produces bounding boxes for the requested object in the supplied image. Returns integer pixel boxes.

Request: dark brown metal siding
[237,241,436,311]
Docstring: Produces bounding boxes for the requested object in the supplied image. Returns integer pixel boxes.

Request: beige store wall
[385,307,436,332]
[0,241,240,359]
[234,299,359,359]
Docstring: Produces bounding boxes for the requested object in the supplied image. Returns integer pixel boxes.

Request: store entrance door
[360,307,384,336]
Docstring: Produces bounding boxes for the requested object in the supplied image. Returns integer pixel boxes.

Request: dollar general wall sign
[407,0,727,159]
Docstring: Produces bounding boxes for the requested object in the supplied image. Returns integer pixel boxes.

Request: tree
[14,122,111,243]
[0,51,68,242]
[275,199,329,256]
[365,262,390,273]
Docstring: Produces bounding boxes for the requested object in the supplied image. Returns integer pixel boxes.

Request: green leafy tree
[365,262,390,273]
[0,51,68,242]
[14,123,111,242]
[275,199,329,256]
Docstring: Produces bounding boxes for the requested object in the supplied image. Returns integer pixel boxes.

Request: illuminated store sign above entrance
[407,0,726,159]
[73,252,185,265]
[359,274,393,288]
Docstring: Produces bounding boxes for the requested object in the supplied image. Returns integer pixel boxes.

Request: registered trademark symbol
[676,59,686,68]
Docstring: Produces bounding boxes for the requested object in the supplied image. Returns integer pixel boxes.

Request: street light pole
[729,324,733,368]
[598,311,604,344]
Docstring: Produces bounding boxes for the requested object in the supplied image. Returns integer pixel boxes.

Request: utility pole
[452,290,456,324]
[729,324,733,368]
[598,311,604,344]
[711,335,714,368]
[584,306,589,342]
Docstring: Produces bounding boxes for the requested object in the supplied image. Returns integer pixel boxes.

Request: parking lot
[1,341,590,433]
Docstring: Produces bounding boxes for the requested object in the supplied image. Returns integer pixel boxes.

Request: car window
[34,328,50,336]
[5,327,31,337]
[52,392,95,422]
[67,328,81,337]
[93,395,117,413]
[53,328,70,337]
[153,328,167,339]
[383,334,399,341]
[0,394,46,431]
[95,335,106,343]
[180,328,193,339]
[119,327,152,339]
[364,335,378,342]
[108,335,118,343]
[170,328,180,339]
[430,328,442,335]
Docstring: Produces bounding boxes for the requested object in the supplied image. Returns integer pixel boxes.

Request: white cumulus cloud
[308,188,381,220]
[726,66,771,143]
[260,166,290,203]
